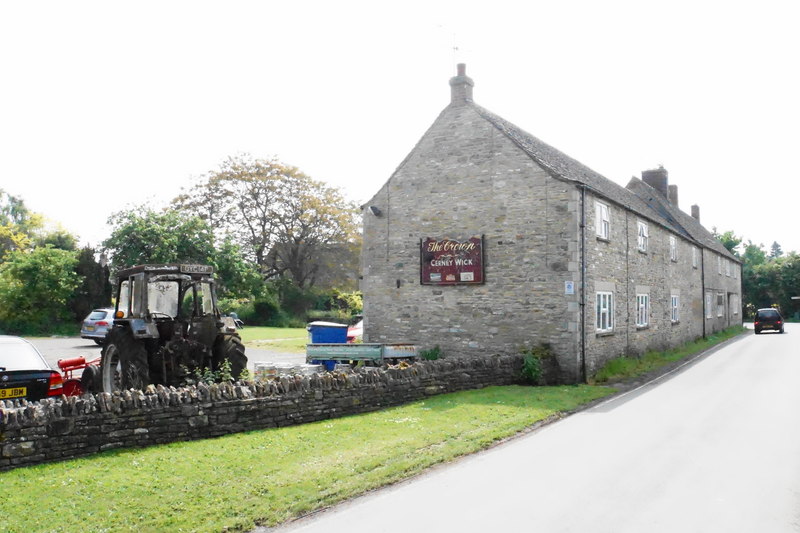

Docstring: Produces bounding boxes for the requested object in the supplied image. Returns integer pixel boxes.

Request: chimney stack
[668,184,678,206]
[642,166,669,199]
[691,204,700,222]
[449,63,474,105]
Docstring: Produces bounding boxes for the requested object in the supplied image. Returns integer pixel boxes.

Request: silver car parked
[80,308,115,345]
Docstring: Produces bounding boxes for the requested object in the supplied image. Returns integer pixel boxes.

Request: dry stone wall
[0,356,523,471]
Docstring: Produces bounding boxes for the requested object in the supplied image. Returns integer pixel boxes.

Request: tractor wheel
[213,334,247,380]
[81,364,100,394]
[100,328,149,392]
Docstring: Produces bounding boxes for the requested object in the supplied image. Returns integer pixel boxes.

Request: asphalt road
[270,325,800,533]
[28,337,305,377]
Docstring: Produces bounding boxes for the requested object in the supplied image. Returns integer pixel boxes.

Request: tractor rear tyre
[100,328,150,392]
[213,334,247,380]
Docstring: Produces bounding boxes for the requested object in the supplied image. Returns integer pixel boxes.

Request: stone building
[360,65,741,383]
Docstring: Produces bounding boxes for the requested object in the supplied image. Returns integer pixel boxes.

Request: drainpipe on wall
[579,185,587,383]
[701,247,706,339]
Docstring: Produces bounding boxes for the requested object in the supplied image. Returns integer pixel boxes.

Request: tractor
[95,264,246,393]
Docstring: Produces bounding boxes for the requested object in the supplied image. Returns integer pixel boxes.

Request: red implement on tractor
[57,356,101,396]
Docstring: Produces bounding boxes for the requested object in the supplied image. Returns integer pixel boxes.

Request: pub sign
[420,236,484,285]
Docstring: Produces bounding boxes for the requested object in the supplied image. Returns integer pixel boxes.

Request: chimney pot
[668,184,679,206]
[642,167,669,199]
[449,63,474,105]
[691,204,700,221]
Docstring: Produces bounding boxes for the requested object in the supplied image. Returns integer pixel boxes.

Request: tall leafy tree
[0,247,80,333]
[102,208,217,269]
[713,229,742,257]
[0,189,42,258]
[770,241,783,259]
[70,247,112,320]
[173,154,360,288]
[102,207,260,299]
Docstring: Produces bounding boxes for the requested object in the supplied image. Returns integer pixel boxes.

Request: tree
[213,238,263,299]
[714,229,742,257]
[173,154,360,288]
[0,189,42,258]
[770,241,783,259]
[70,247,112,320]
[0,246,80,333]
[36,227,78,251]
[102,208,217,270]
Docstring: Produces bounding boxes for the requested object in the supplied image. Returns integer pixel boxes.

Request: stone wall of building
[703,248,742,334]
[0,357,523,471]
[361,104,581,381]
[584,190,708,374]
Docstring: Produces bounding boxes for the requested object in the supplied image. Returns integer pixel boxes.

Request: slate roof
[470,103,738,262]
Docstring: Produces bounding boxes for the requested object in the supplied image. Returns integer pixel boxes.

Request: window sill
[636,325,650,331]
[638,249,647,254]
[596,236,610,243]
[595,330,615,337]
[671,320,680,326]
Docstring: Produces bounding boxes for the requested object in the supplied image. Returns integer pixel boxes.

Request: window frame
[692,246,698,269]
[636,293,650,328]
[717,292,725,317]
[595,201,610,240]
[669,235,678,262]
[596,291,614,333]
[705,291,713,319]
[671,295,680,323]
[637,221,649,252]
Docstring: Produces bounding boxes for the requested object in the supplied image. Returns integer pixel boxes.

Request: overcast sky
[2,1,798,254]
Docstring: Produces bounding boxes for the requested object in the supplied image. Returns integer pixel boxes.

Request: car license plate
[85,326,95,331]
[0,387,26,399]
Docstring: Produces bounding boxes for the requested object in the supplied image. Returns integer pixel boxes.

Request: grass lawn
[238,326,308,353]
[2,385,613,532]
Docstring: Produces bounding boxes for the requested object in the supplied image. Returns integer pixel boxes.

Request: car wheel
[100,329,149,392]
[755,329,761,334]
[780,327,785,334]
[93,339,105,346]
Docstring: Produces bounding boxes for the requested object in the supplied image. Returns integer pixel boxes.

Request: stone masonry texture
[0,357,522,471]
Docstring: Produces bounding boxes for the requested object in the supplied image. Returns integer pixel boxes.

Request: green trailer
[306,343,418,370]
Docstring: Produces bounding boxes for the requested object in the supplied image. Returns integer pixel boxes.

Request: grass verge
[589,325,747,384]
[3,385,612,532]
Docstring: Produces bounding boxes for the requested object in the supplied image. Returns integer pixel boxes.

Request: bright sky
[2,1,798,254]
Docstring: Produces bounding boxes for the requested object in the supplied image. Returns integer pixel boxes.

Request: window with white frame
[671,295,679,323]
[705,291,713,319]
[637,221,649,252]
[595,201,610,240]
[717,292,725,317]
[726,260,731,277]
[718,256,722,274]
[596,292,614,333]
[669,236,678,262]
[692,246,698,269]
[731,294,739,315]
[636,294,650,327]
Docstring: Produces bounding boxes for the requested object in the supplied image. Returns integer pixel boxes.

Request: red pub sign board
[420,236,484,285]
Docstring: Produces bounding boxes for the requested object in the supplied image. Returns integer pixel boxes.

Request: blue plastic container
[307,321,348,344]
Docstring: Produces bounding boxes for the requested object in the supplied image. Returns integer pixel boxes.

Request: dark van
[754,308,784,334]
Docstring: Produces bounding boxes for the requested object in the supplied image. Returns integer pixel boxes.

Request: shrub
[419,345,442,361]
[520,343,553,385]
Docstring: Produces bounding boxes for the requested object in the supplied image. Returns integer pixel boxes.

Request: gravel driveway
[26,337,304,378]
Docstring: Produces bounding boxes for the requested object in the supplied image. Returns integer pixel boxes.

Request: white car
[80,308,115,345]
